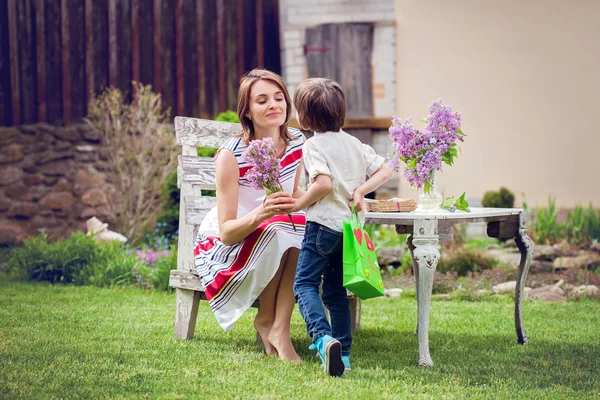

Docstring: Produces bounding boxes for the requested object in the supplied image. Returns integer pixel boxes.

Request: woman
[194,69,305,362]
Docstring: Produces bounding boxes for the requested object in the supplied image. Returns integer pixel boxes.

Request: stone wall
[0,123,116,245]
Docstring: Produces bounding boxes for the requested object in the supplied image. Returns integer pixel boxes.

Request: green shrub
[437,248,498,276]
[8,232,99,283]
[84,241,147,287]
[215,110,240,123]
[481,187,515,208]
[532,197,566,245]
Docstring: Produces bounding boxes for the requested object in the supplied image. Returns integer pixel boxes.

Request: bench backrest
[175,116,244,226]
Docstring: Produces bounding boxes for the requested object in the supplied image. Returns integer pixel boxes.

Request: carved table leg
[412,220,440,367]
[406,234,419,336]
[514,213,534,345]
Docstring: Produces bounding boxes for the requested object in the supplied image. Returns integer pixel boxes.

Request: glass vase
[418,170,443,211]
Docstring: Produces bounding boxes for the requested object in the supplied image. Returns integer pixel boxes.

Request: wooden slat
[131,0,140,83]
[85,0,94,104]
[196,0,207,117]
[7,0,20,125]
[180,155,216,188]
[61,0,71,124]
[175,0,184,116]
[138,0,153,86]
[68,0,86,120]
[175,116,242,147]
[185,195,218,225]
[35,0,46,122]
[18,0,35,123]
[158,0,175,112]
[216,0,226,112]
[153,0,162,94]
[108,0,117,87]
[255,0,264,68]
[236,0,244,79]
[116,0,132,97]
[182,0,197,118]
[0,0,11,125]
[225,0,237,111]
[45,0,62,124]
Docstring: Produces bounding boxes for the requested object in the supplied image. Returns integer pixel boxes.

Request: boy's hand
[350,189,364,212]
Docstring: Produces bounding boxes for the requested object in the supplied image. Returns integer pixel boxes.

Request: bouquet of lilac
[388,99,466,194]
[241,137,297,231]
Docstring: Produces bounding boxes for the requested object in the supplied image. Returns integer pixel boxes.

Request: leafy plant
[215,110,240,123]
[85,83,178,244]
[482,187,515,208]
[531,197,566,245]
[441,192,470,212]
[437,248,498,276]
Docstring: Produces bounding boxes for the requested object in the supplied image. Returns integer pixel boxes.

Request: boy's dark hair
[294,78,346,132]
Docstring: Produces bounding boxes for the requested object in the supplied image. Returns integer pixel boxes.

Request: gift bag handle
[350,201,362,226]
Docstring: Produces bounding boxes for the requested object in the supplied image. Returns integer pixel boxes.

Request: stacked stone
[0,123,115,245]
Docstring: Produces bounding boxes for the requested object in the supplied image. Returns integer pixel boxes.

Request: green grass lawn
[1,275,599,399]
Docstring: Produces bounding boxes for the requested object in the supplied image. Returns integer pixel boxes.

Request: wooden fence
[0,0,281,126]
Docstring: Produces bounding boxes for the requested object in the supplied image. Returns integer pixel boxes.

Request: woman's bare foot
[268,330,302,363]
[254,315,277,356]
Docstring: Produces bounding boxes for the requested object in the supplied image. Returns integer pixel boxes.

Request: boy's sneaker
[342,356,351,371]
[311,335,344,377]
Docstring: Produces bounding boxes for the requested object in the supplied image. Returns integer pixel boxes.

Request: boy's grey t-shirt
[303,129,385,232]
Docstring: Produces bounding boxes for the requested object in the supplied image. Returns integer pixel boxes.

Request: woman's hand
[260,192,296,220]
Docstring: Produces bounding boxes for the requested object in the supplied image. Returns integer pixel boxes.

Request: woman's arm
[216,150,295,245]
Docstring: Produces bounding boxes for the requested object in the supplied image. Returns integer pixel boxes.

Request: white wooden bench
[169,116,362,341]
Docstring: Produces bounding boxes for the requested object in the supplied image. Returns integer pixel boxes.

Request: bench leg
[174,288,201,340]
[407,234,419,336]
[349,296,362,332]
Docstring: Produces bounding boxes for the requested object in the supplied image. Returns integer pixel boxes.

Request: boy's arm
[293,174,332,211]
[352,163,393,212]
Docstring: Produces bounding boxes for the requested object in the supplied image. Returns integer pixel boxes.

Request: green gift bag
[342,204,385,300]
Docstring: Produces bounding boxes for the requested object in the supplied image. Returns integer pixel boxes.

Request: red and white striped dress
[193,129,306,331]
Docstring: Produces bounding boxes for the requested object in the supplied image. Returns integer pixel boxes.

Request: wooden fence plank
[17,0,36,123]
[131,0,140,83]
[116,0,132,98]
[68,0,86,120]
[182,0,198,118]
[139,0,153,86]
[45,0,62,125]
[242,0,257,73]
[0,0,12,125]
[202,0,218,117]
[263,0,280,73]
[158,0,175,112]
[61,0,71,124]
[236,0,244,79]
[153,0,162,94]
[255,0,264,68]
[174,0,184,116]
[35,0,46,122]
[196,0,206,117]
[225,0,237,111]
[216,0,226,113]
[8,0,20,125]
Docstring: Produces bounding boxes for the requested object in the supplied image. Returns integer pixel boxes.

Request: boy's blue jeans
[294,221,352,356]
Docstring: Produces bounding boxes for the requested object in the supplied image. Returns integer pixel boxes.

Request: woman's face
[247,80,287,131]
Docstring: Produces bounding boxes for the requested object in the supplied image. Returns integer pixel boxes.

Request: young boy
[292,78,393,376]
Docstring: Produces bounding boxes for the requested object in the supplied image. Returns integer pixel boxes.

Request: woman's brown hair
[237,69,293,144]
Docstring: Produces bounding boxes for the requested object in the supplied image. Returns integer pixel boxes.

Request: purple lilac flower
[387,100,464,189]
[241,137,297,231]
[241,138,282,194]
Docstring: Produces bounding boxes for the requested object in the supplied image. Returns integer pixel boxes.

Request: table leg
[406,234,418,336]
[412,220,440,367]
[514,214,534,344]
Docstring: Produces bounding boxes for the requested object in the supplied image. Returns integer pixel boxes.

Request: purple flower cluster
[241,137,283,194]
[136,249,169,265]
[388,99,464,189]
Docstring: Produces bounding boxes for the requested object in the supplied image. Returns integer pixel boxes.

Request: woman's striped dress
[193,129,306,331]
